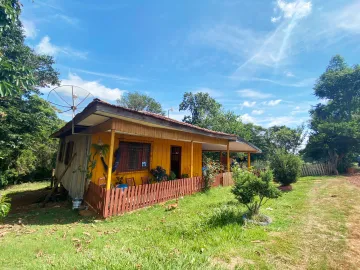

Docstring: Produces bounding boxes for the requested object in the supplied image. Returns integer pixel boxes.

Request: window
[116,142,150,173]
[64,141,74,165]
[58,139,66,162]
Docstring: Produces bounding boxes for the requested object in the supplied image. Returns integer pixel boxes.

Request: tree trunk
[328,150,339,175]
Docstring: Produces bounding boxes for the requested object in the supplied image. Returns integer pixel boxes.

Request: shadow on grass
[2,203,99,226]
[1,188,99,226]
[5,188,49,210]
[206,204,245,227]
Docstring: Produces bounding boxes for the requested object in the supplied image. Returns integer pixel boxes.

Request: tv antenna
[47,85,94,134]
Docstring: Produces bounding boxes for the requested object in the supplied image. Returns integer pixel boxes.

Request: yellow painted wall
[91,132,203,186]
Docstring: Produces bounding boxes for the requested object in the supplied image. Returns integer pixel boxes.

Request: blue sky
[21,0,360,127]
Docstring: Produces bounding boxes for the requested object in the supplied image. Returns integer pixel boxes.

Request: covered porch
[202,138,261,171]
[52,99,261,217]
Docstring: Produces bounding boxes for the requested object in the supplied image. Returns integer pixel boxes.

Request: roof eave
[51,100,238,141]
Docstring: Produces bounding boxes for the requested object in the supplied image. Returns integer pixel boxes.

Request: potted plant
[150,166,167,182]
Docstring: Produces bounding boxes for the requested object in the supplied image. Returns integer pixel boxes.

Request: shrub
[150,166,167,182]
[270,149,302,186]
[203,157,223,191]
[0,194,11,218]
[252,160,270,170]
[168,171,177,180]
[231,166,281,217]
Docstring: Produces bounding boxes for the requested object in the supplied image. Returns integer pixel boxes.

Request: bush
[231,166,281,217]
[202,157,223,191]
[168,171,177,180]
[0,194,11,218]
[270,149,302,186]
[150,166,167,182]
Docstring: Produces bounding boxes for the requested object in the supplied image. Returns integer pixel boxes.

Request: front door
[170,146,181,179]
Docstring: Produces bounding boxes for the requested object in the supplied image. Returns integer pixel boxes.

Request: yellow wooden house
[52,99,261,202]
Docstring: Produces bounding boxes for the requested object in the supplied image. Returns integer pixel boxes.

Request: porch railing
[85,176,204,218]
[213,172,234,187]
[85,173,234,218]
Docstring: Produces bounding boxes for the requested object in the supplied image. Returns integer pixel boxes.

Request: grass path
[1,177,360,269]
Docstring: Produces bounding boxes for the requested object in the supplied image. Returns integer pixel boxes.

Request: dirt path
[342,174,360,269]
[286,176,360,269]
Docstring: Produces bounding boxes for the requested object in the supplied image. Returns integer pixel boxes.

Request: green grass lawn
[0,176,359,269]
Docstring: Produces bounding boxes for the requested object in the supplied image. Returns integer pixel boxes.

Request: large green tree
[117,91,165,115]
[265,125,306,154]
[0,95,64,187]
[304,55,360,174]
[0,1,62,187]
[179,92,305,161]
[179,92,222,127]
[1,0,59,96]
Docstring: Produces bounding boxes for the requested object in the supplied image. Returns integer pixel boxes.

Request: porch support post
[190,141,194,177]
[227,141,230,172]
[219,151,222,165]
[106,129,115,190]
[247,152,251,169]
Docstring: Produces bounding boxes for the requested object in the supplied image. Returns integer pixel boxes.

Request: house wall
[90,132,203,186]
[55,134,91,199]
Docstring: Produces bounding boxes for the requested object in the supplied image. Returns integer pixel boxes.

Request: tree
[231,167,281,216]
[179,92,222,127]
[304,55,360,174]
[208,111,252,139]
[0,95,64,187]
[178,92,307,163]
[117,92,165,115]
[265,125,306,154]
[270,149,302,187]
[1,1,58,97]
[0,2,62,187]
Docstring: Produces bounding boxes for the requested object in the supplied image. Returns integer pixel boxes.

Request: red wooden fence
[213,173,222,187]
[85,177,204,218]
[84,181,107,215]
[222,172,234,186]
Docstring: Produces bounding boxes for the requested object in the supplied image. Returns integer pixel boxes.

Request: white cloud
[72,68,139,82]
[252,110,264,115]
[35,36,87,59]
[264,99,282,106]
[192,0,359,85]
[240,114,308,127]
[232,77,315,88]
[241,113,257,124]
[168,111,187,121]
[333,1,360,34]
[276,0,312,19]
[51,72,127,101]
[237,89,272,99]
[265,116,305,127]
[189,24,263,59]
[192,87,223,98]
[242,101,256,108]
[54,14,79,26]
[284,71,295,77]
[319,98,329,104]
[36,36,58,56]
[291,108,308,115]
[271,16,282,23]
[22,19,37,39]
[231,0,313,76]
